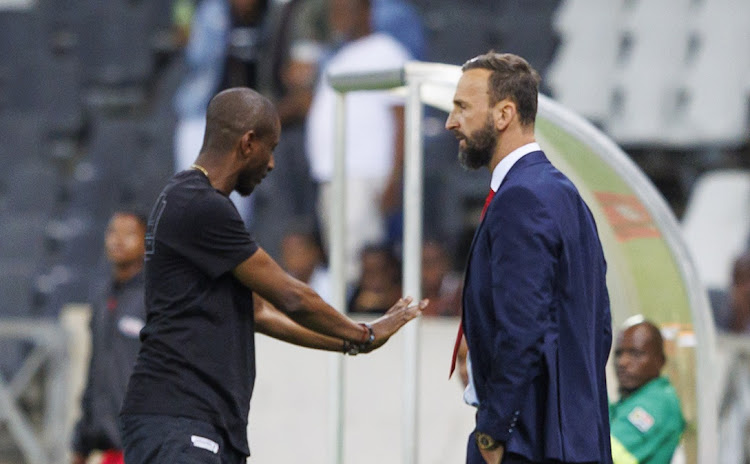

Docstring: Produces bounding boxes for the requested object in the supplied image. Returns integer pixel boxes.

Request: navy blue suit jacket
[463,151,613,463]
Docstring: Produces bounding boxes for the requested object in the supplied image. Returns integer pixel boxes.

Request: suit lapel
[460,150,548,318]
[463,151,546,265]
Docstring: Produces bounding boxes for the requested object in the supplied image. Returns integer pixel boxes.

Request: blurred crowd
[0,0,747,326]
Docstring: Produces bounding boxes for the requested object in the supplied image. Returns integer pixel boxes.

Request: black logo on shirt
[145,193,167,258]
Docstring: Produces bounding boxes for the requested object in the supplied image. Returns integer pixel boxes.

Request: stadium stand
[5,163,60,214]
[549,0,750,149]
[607,0,693,145]
[0,212,49,269]
[0,0,745,313]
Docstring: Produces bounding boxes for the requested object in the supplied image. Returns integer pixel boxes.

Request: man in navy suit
[446,52,613,464]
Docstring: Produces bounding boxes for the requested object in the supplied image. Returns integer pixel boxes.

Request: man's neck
[488,131,537,173]
[619,377,661,400]
[113,262,142,285]
[193,154,236,196]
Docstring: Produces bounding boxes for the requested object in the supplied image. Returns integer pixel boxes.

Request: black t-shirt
[121,170,258,456]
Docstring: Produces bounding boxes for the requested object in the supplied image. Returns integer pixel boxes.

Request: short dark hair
[461,52,541,126]
[113,209,148,229]
[202,87,278,154]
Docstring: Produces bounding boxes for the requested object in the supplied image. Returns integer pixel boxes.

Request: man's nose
[445,111,458,131]
[267,154,275,172]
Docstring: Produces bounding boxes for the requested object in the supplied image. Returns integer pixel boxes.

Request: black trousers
[120,414,246,464]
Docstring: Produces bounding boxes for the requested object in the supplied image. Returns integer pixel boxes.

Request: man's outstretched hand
[362,297,428,352]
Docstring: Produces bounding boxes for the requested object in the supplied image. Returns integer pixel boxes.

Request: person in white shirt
[305,0,411,283]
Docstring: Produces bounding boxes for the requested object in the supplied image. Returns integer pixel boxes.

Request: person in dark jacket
[71,210,147,464]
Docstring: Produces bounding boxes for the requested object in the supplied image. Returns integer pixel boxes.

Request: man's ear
[492,99,516,132]
[240,130,256,158]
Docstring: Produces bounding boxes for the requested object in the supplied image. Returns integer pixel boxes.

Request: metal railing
[717,334,750,464]
[0,318,68,464]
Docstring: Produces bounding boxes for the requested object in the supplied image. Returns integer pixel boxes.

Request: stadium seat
[0,211,50,266]
[422,7,498,65]
[87,116,153,174]
[38,206,105,311]
[0,268,37,377]
[546,0,622,123]
[4,162,61,214]
[145,0,181,53]
[0,116,44,167]
[0,267,36,318]
[676,0,750,146]
[0,8,83,137]
[0,9,43,65]
[76,0,153,106]
[493,0,560,82]
[122,117,175,212]
[38,55,84,137]
[681,169,750,290]
[66,162,127,221]
[607,0,693,145]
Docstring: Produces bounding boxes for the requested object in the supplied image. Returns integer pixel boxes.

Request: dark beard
[235,184,254,197]
[235,170,257,197]
[457,118,497,171]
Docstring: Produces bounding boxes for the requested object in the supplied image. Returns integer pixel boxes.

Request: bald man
[609,319,685,464]
[120,88,425,464]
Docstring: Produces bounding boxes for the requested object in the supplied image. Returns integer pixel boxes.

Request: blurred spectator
[249,0,327,259]
[173,0,278,222]
[420,238,461,317]
[610,317,685,464]
[348,243,402,314]
[171,0,197,49]
[717,250,750,334]
[70,211,147,464]
[306,0,411,282]
[173,0,274,159]
[174,0,326,255]
[280,220,331,303]
[372,0,425,60]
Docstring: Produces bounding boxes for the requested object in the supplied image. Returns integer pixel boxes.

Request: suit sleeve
[477,185,559,443]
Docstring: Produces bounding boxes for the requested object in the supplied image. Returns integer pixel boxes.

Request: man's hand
[479,445,504,464]
[362,297,428,352]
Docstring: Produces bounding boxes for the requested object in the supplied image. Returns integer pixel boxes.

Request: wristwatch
[475,432,501,451]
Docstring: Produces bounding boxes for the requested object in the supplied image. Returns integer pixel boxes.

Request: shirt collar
[489,142,541,192]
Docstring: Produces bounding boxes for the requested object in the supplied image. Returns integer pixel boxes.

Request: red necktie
[449,188,495,378]
[101,450,124,464]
